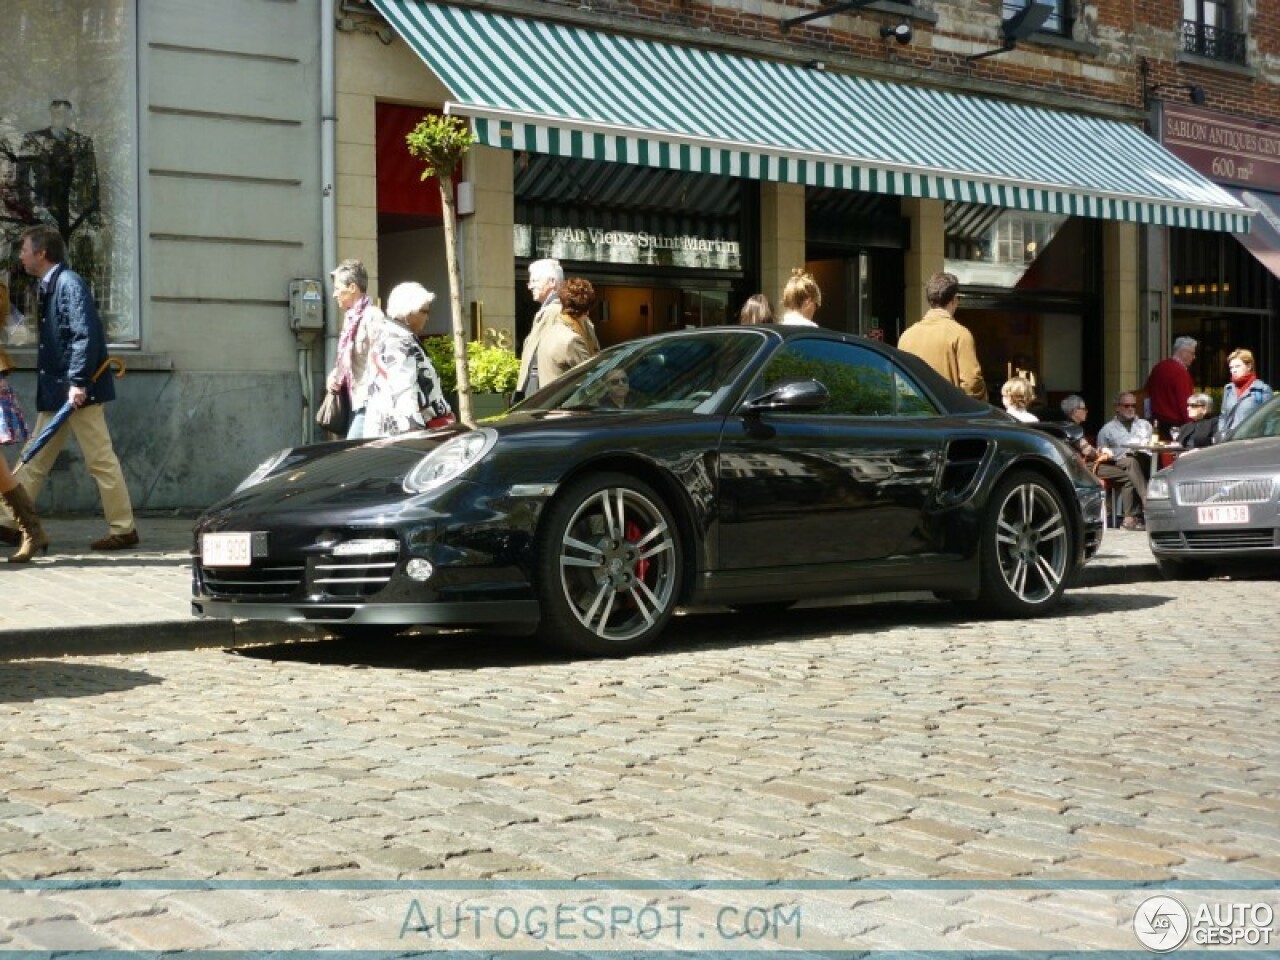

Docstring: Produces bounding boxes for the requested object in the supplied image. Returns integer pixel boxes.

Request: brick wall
[535,0,1279,122]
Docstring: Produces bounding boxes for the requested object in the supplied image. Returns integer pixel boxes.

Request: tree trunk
[438,171,473,427]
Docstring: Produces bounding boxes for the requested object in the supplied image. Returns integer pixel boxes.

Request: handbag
[316,390,349,436]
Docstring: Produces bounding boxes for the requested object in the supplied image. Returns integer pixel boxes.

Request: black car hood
[1168,436,1280,478]
[215,439,446,514]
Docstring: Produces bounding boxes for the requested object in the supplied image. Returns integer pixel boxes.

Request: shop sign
[515,224,741,271]
[1162,104,1280,191]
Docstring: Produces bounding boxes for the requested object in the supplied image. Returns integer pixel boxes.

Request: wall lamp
[332,9,391,44]
[1144,82,1208,107]
[966,1,1053,62]
[880,21,912,45]
[781,0,880,33]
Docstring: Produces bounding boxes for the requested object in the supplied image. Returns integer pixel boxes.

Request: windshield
[521,329,767,414]
[1226,394,1280,441]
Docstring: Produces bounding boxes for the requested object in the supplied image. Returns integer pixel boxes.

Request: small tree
[406,115,476,425]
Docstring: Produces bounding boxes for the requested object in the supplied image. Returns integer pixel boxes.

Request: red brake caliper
[625,520,649,590]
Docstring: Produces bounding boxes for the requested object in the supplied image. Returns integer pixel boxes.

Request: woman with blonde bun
[780,269,821,327]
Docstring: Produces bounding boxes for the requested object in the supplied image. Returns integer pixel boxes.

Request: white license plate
[202,532,255,567]
[1197,505,1250,525]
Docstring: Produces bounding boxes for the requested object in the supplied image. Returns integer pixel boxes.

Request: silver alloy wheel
[558,485,677,643]
[993,480,1069,604]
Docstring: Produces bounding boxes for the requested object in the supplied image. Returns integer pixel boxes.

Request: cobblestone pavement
[0,573,1277,953]
[0,512,1158,660]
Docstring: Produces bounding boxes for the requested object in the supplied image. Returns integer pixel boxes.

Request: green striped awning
[372,0,1251,233]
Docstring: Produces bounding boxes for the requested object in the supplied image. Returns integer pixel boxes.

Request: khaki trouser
[0,403,135,534]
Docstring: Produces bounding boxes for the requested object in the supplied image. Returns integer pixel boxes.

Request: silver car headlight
[233,449,292,493]
[404,428,497,494]
[1148,475,1170,500]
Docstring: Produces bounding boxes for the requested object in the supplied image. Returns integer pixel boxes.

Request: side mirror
[744,379,830,413]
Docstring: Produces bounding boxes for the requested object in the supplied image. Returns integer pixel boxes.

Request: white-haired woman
[362,282,452,438]
[1176,392,1217,449]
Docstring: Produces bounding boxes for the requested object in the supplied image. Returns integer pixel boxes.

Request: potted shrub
[422,337,519,419]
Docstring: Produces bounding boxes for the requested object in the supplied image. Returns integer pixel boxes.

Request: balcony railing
[1181,19,1247,65]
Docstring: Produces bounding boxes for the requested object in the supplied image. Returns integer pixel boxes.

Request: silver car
[1146,394,1280,577]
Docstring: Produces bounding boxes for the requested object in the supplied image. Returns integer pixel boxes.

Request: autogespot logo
[1134,896,1191,952]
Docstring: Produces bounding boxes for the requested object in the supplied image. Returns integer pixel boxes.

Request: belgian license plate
[1197,505,1249,525]
[202,532,254,567]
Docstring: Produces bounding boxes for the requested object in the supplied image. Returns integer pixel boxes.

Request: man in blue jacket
[0,224,136,550]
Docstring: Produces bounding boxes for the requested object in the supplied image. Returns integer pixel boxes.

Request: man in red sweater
[1143,336,1197,440]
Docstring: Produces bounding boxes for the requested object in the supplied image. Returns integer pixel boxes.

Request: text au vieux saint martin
[399,897,803,947]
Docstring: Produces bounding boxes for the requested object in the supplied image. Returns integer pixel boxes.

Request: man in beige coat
[515,258,564,400]
[898,271,986,401]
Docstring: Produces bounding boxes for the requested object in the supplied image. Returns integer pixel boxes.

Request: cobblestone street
[1,575,1277,952]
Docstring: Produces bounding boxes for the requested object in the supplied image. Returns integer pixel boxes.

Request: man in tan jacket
[515,258,564,401]
[898,271,986,401]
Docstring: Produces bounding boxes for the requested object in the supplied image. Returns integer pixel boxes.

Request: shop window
[1171,228,1268,311]
[2,0,137,347]
[1002,0,1072,37]
[944,206,1070,290]
[1182,0,1246,65]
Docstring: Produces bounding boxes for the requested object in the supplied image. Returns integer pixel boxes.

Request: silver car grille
[1176,478,1276,505]
[198,550,399,600]
[312,558,398,597]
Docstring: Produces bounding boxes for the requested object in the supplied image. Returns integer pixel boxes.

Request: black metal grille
[1152,529,1278,550]
[1182,19,1247,65]
[198,542,401,600]
[200,563,305,598]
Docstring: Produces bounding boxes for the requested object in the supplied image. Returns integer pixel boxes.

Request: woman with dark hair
[738,294,774,325]
[537,277,601,387]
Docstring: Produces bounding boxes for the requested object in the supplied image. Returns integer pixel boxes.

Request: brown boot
[1,486,49,563]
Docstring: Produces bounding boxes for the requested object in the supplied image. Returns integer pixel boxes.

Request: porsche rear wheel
[978,470,1072,616]
[535,472,681,656]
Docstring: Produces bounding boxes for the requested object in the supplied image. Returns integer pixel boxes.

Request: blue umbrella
[16,357,126,474]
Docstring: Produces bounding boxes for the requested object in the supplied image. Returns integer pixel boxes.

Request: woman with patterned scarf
[326,259,384,439]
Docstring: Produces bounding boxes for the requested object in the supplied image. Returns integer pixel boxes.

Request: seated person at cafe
[1061,394,1148,531]
[1175,392,1217,449]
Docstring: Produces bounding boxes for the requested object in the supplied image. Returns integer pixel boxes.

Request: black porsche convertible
[192,326,1104,655]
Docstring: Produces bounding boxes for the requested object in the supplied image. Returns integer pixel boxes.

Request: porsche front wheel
[978,470,1072,616]
[535,473,681,656]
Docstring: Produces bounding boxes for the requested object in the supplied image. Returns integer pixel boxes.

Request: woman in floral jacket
[362,282,452,438]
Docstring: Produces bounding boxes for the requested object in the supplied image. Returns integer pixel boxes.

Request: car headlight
[233,449,292,493]
[1148,475,1170,500]
[404,428,497,494]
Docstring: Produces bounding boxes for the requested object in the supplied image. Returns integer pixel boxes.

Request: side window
[895,369,938,416]
[759,339,938,417]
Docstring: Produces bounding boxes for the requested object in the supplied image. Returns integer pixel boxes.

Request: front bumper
[1146,497,1280,559]
[191,481,544,628]
[191,596,538,626]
